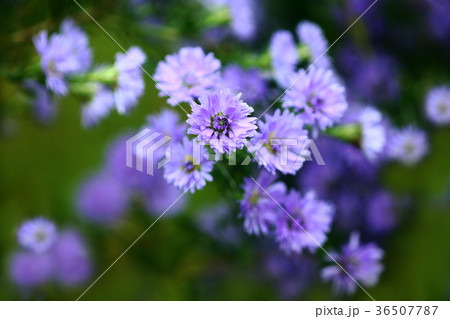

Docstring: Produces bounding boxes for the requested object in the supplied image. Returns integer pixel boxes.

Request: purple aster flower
[228,0,257,41]
[270,30,299,88]
[81,85,115,128]
[239,171,286,235]
[17,218,57,253]
[282,66,348,130]
[321,232,384,295]
[296,21,331,69]
[187,89,257,155]
[275,190,334,254]
[33,19,92,96]
[425,86,450,125]
[387,126,428,166]
[221,64,268,105]
[146,109,187,143]
[23,80,57,124]
[113,46,146,113]
[250,109,309,175]
[77,173,130,224]
[154,47,221,106]
[52,230,91,286]
[9,252,53,287]
[343,105,386,161]
[366,191,397,235]
[163,137,214,192]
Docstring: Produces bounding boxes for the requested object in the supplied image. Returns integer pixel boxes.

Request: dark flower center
[182,155,198,173]
[438,103,448,114]
[212,115,230,133]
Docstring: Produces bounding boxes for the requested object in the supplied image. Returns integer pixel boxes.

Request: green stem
[325,123,362,143]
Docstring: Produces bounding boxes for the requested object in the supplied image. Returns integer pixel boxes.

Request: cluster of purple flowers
[10,218,91,288]
[32,19,146,127]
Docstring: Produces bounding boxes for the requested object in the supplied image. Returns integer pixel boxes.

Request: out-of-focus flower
[17,218,57,254]
[52,231,91,286]
[77,173,130,224]
[140,169,186,216]
[425,0,450,41]
[197,203,242,246]
[33,19,92,95]
[239,171,286,235]
[163,137,214,192]
[425,86,450,125]
[270,30,298,88]
[154,47,221,105]
[366,191,397,235]
[228,0,257,41]
[146,109,187,143]
[113,47,146,114]
[296,21,331,69]
[275,191,334,254]
[282,67,348,130]
[187,90,257,156]
[338,48,399,104]
[250,109,309,175]
[263,252,317,299]
[9,252,53,287]
[343,105,386,161]
[81,85,115,128]
[23,80,57,124]
[321,233,384,295]
[104,135,150,190]
[221,64,268,105]
[387,126,428,166]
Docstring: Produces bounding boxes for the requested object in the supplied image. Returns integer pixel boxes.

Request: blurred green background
[0,0,449,300]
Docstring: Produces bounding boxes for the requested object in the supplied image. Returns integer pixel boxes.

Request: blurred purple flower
[221,64,268,105]
[154,47,221,105]
[187,89,257,155]
[33,19,92,96]
[296,21,331,69]
[282,67,348,130]
[270,30,298,88]
[140,169,186,216]
[343,105,386,161]
[366,191,397,235]
[263,252,317,299]
[23,80,57,124]
[17,218,57,254]
[81,85,115,128]
[197,203,242,246]
[387,126,428,166]
[113,46,146,114]
[239,171,286,236]
[228,0,257,41]
[9,252,53,287]
[322,233,383,295]
[163,137,214,192]
[146,109,187,143]
[275,190,334,254]
[52,230,91,286]
[425,86,450,125]
[77,173,130,224]
[250,109,309,175]
[425,0,450,41]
